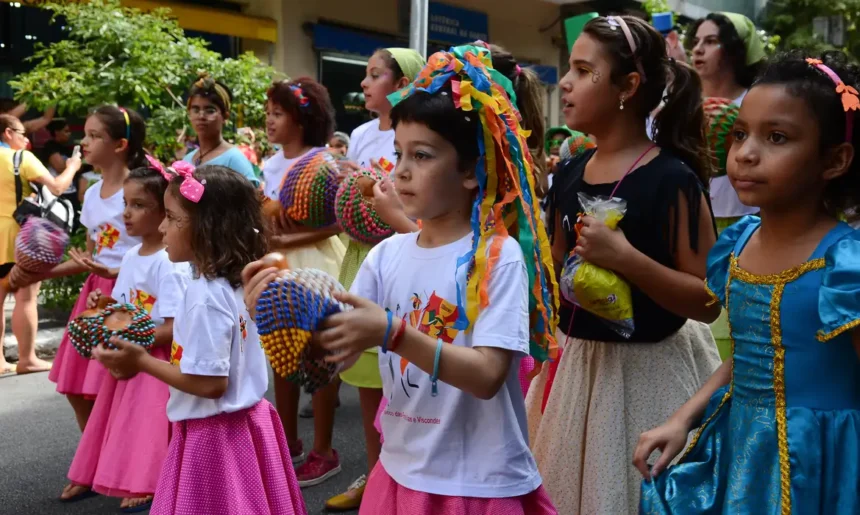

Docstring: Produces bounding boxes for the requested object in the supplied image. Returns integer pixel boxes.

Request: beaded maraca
[335,167,395,245]
[69,302,156,359]
[276,148,341,228]
[255,266,348,394]
[1,217,69,291]
[703,97,740,177]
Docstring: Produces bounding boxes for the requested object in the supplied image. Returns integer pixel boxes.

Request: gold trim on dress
[816,318,860,342]
[704,280,720,307]
[771,283,792,515]
[729,255,825,284]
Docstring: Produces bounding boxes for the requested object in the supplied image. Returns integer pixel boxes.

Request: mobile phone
[72,145,81,159]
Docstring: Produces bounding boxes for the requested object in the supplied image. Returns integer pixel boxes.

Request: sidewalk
[2,296,68,362]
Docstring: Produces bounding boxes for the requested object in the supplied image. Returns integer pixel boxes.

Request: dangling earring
[619,97,625,111]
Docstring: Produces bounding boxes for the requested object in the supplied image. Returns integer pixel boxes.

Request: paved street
[0,370,368,515]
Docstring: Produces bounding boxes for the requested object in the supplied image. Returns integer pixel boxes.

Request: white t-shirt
[710,90,758,219]
[165,277,268,422]
[79,181,141,268]
[261,147,325,201]
[110,244,190,326]
[350,232,541,498]
[348,118,396,169]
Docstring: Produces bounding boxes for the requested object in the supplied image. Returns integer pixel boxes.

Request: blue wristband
[381,310,394,353]
[431,338,443,397]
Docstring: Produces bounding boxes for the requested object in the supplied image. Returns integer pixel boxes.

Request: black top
[548,149,715,343]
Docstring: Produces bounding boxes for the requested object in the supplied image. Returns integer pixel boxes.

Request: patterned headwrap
[388,44,559,364]
[188,73,232,115]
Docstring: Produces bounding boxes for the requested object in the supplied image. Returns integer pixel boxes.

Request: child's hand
[241,261,283,318]
[92,337,147,377]
[316,291,389,362]
[373,176,409,227]
[85,288,102,310]
[574,215,633,270]
[69,248,114,278]
[335,160,360,182]
[632,417,691,480]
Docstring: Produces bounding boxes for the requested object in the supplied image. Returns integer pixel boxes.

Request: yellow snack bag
[559,193,634,338]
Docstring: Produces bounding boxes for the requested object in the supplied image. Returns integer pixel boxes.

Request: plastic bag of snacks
[559,193,634,338]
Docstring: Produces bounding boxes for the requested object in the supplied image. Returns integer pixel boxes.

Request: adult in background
[182,75,259,186]
[328,131,350,157]
[688,12,765,361]
[42,119,87,228]
[0,99,56,135]
[0,114,81,375]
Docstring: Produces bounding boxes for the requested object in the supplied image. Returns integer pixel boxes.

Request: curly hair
[167,165,268,288]
[267,78,335,148]
[754,50,860,219]
[687,14,763,89]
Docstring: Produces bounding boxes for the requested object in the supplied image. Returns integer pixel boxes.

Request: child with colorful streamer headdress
[241,43,559,515]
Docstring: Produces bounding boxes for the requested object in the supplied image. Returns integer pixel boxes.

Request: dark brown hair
[168,165,268,288]
[756,51,860,219]
[188,75,233,117]
[90,105,147,169]
[584,16,711,185]
[267,78,335,148]
[687,13,763,89]
[484,43,549,195]
[127,165,169,212]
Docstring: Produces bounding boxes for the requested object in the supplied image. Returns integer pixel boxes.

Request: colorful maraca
[559,131,596,162]
[69,302,156,359]
[273,148,341,228]
[703,97,740,177]
[255,266,348,394]
[1,217,69,291]
[335,167,395,245]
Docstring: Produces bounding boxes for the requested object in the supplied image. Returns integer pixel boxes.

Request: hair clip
[806,57,858,141]
[515,64,523,77]
[169,161,204,203]
[290,84,311,109]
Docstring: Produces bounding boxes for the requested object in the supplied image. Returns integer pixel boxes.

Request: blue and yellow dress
[641,216,860,514]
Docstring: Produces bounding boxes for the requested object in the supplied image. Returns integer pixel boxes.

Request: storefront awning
[0,0,278,43]
[312,23,405,58]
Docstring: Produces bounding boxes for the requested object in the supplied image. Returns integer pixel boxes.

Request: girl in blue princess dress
[635,51,860,514]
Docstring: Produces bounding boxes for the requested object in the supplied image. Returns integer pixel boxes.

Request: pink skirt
[359,462,558,515]
[67,346,171,497]
[151,399,307,515]
[518,356,535,397]
[48,274,116,397]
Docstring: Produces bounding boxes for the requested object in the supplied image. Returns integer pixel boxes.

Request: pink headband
[806,58,859,142]
[145,155,205,203]
[607,16,647,83]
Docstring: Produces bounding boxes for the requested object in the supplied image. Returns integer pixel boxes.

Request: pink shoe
[296,450,342,488]
[289,438,305,466]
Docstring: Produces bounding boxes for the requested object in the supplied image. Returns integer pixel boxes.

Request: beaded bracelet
[381,310,394,353]
[431,338,443,397]
[389,318,407,353]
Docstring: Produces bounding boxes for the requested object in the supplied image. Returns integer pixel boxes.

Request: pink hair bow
[169,160,204,203]
[143,155,204,203]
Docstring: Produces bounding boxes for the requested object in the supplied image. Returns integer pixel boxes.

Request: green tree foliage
[10,0,281,160]
[763,0,859,58]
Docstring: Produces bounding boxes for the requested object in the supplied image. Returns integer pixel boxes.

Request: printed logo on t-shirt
[388,291,461,398]
[170,341,183,365]
[95,223,121,255]
[239,315,248,353]
[126,288,156,313]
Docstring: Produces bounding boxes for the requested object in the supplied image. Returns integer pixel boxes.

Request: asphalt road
[0,370,368,515]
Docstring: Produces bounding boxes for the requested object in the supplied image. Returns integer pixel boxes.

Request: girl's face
[727,85,825,210]
[188,95,224,139]
[560,34,622,135]
[159,190,195,263]
[690,21,724,81]
[81,115,124,169]
[361,53,401,114]
[549,133,566,156]
[393,121,477,221]
[123,180,164,238]
[265,99,301,146]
